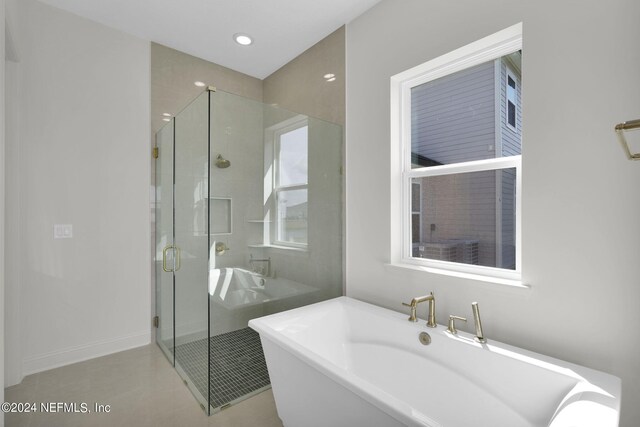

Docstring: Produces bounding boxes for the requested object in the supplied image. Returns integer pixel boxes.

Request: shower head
[216,154,231,168]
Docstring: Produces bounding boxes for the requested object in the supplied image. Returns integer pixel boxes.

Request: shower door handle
[174,246,181,271]
[162,245,173,272]
[162,245,175,272]
[162,245,182,272]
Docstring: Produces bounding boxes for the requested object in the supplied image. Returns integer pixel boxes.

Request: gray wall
[4,1,20,392]
[263,26,345,127]
[260,26,345,300]
[153,29,345,339]
[151,43,266,345]
[1,0,6,421]
[151,43,263,133]
[346,1,640,426]
[5,0,151,383]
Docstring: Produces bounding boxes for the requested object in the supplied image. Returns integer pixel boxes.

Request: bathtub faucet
[471,302,486,343]
[402,292,436,328]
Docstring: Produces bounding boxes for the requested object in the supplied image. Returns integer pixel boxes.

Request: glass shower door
[173,91,211,411]
[155,86,343,415]
[155,120,175,361]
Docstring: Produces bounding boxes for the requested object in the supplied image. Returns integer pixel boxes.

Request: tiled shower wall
[151,26,346,342]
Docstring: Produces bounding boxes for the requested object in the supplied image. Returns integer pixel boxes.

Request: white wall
[1,0,7,423]
[4,58,19,387]
[346,1,640,426]
[5,0,151,380]
[4,0,20,393]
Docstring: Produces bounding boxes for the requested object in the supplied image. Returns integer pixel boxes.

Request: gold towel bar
[615,119,640,160]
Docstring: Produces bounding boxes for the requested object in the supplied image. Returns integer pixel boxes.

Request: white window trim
[390,22,523,284]
[271,115,309,249]
[506,69,518,132]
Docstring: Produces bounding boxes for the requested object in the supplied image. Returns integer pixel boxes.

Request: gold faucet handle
[447,315,467,335]
[402,302,418,322]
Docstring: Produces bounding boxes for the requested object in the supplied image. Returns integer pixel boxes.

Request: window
[411,182,422,245]
[390,23,522,283]
[506,71,518,130]
[274,119,308,247]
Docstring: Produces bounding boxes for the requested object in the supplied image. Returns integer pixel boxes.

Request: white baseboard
[22,330,151,376]
[5,365,25,388]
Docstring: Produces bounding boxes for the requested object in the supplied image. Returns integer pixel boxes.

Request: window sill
[385,262,529,290]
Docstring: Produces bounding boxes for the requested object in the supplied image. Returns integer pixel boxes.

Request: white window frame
[390,23,523,284]
[506,70,518,131]
[272,116,309,249]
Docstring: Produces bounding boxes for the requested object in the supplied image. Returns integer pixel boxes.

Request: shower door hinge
[153,316,159,328]
[152,147,159,159]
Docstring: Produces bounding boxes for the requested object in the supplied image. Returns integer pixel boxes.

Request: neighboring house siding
[500,59,522,157]
[412,61,497,268]
[499,58,521,269]
[411,61,496,164]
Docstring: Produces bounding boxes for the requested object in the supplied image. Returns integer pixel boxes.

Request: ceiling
[37,0,382,79]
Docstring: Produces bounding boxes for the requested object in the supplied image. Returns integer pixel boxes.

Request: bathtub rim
[252,298,429,426]
[249,296,621,427]
[209,267,321,311]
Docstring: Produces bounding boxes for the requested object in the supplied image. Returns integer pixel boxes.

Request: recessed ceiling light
[233,33,253,46]
[194,81,206,87]
[323,73,335,79]
[327,77,336,82]
[162,113,172,117]
[162,118,171,122]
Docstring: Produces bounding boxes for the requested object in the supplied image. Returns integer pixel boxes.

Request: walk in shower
[154,87,343,414]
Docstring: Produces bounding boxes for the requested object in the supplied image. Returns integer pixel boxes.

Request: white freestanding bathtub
[249,297,620,427]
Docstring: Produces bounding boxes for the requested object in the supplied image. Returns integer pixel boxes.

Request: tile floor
[4,344,284,427]
[174,327,270,409]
